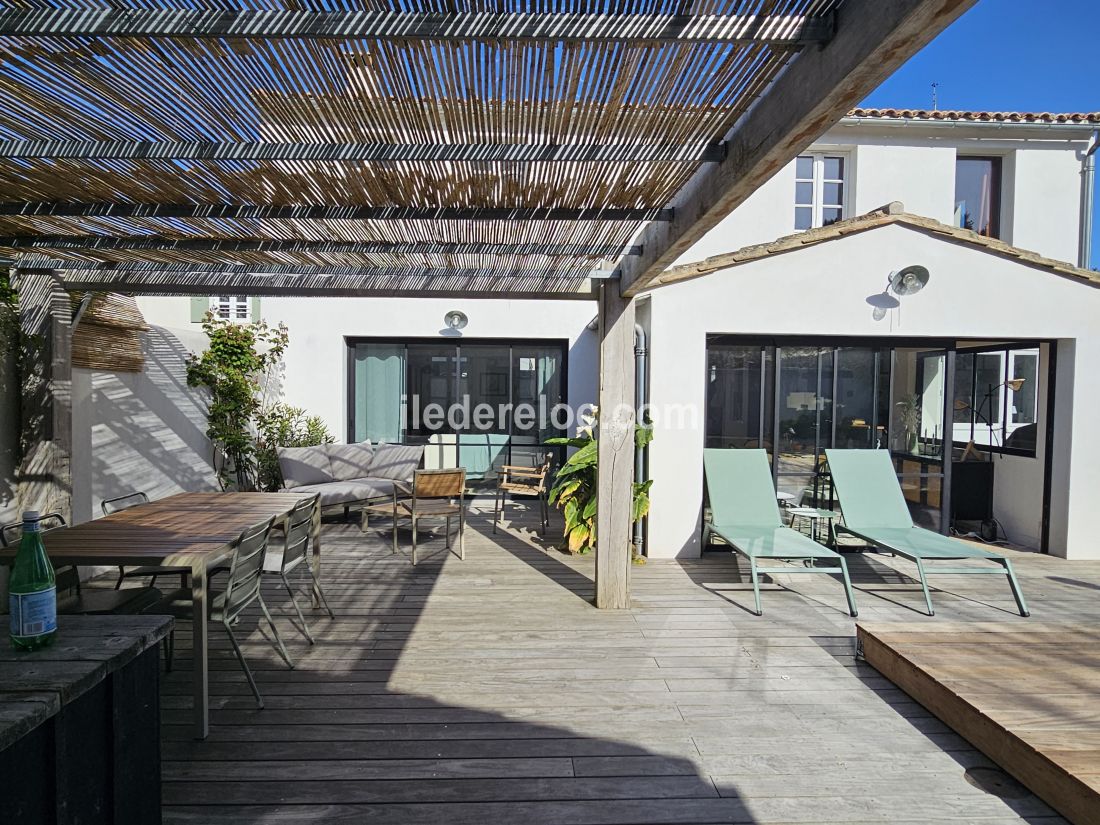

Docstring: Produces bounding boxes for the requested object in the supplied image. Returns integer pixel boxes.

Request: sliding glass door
[349,339,567,479]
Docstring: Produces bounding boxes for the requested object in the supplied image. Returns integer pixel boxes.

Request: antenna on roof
[931,82,941,111]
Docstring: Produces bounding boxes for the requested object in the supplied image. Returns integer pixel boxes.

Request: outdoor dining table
[0,492,320,740]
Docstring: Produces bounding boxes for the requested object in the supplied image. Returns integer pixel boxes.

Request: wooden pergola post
[13,269,72,523]
[595,281,635,609]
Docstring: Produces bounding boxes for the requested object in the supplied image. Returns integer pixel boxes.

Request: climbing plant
[185,313,289,491]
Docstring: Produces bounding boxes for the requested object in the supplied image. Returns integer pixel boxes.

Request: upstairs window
[795,154,846,230]
[955,156,1002,238]
[210,296,250,322]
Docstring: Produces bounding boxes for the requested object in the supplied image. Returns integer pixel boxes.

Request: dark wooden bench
[0,614,172,825]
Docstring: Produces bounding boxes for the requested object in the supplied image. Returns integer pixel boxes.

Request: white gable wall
[645,223,1100,560]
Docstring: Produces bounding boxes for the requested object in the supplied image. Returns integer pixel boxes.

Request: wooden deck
[122,500,1100,824]
[858,623,1100,825]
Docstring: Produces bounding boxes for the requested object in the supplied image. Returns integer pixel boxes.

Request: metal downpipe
[633,323,648,558]
[1080,129,1098,270]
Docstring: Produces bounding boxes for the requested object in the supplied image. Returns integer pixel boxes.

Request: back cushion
[368,444,424,482]
[326,441,375,482]
[277,446,333,489]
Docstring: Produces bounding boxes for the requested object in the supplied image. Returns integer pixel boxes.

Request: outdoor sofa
[277,441,424,526]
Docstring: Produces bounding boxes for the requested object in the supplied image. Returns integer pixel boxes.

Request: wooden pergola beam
[0,203,673,223]
[619,0,979,297]
[40,267,595,300]
[0,234,640,258]
[25,258,587,277]
[0,10,835,45]
[0,141,724,164]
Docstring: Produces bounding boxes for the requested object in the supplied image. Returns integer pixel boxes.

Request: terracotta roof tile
[654,202,1100,289]
[847,108,1100,125]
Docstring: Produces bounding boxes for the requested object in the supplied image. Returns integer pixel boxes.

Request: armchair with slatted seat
[493,452,553,535]
[392,469,467,566]
[1,514,162,615]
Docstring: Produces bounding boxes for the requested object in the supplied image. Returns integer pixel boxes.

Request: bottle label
[9,587,57,639]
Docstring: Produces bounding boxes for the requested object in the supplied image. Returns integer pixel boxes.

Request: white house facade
[125,110,1100,560]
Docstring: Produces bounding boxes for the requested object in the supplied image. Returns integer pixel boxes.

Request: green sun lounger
[703,449,858,617]
[824,449,1029,617]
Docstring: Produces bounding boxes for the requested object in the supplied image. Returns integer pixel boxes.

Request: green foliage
[255,403,334,492]
[185,313,289,490]
[547,417,653,556]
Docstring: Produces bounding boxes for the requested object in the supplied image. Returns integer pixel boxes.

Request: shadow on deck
[132,497,1091,824]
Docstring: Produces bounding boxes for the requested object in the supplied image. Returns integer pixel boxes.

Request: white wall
[70,325,218,525]
[1011,148,1084,263]
[849,143,957,223]
[670,123,1089,271]
[260,296,599,442]
[645,224,1100,561]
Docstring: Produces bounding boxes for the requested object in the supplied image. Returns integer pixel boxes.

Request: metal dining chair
[103,492,190,590]
[150,516,294,709]
[1,514,162,615]
[263,494,334,644]
[392,468,467,566]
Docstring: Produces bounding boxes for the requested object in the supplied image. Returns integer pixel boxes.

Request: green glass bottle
[9,510,57,651]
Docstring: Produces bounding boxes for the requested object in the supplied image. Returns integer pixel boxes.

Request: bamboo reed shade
[0,0,841,293]
[71,292,149,372]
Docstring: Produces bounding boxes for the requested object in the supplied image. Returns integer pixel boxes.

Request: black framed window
[955,156,1002,238]
[347,338,568,478]
[952,345,1040,456]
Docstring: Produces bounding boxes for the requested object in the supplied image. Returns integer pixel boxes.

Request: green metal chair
[263,494,334,644]
[152,516,294,709]
[703,449,858,617]
[824,449,1029,617]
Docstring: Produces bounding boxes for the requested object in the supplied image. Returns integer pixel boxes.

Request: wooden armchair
[493,452,553,535]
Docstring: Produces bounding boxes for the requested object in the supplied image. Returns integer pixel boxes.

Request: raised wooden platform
[858,623,1100,825]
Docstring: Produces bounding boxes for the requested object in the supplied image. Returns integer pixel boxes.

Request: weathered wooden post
[595,281,635,609]
[13,269,72,523]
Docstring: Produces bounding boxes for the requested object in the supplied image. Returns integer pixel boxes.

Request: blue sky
[861,0,1099,269]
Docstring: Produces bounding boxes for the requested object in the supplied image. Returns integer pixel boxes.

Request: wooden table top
[0,615,172,751]
[0,492,311,568]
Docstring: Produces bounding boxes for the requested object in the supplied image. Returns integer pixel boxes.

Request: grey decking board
[65,506,1098,824]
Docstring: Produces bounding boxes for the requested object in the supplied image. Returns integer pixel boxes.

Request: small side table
[787,507,842,547]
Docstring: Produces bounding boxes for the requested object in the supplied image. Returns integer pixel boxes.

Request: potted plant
[546,408,653,560]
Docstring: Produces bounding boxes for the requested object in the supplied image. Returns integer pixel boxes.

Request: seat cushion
[293,478,398,507]
[326,441,375,482]
[278,446,333,489]
[368,444,424,482]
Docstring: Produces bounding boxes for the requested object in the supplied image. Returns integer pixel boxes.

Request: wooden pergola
[1,0,975,608]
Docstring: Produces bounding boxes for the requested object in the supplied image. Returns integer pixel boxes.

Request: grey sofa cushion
[326,441,375,482]
[368,444,424,482]
[277,446,333,489]
[293,478,398,507]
